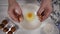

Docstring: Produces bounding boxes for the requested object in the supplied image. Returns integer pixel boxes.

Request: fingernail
[18,15,23,22]
[19,18,23,22]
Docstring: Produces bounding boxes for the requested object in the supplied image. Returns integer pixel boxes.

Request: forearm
[8,0,16,5]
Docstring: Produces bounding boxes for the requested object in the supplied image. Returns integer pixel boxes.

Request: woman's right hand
[8,0,23,22]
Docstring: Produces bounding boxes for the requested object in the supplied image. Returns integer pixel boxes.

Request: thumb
[37,6,44,16]
[15,6,22,15]
[38,7,44,14]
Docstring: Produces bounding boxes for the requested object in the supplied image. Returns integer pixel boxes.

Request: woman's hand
[8,0,23,22]
[37,0,52,22]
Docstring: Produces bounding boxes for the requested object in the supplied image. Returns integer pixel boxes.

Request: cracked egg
[25,12,35,22]
[19,4,41,30]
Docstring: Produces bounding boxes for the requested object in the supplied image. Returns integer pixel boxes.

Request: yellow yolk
[28,13,32,18]
[25,12,35,21]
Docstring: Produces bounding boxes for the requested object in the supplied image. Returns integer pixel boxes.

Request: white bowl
[19,3,41,30]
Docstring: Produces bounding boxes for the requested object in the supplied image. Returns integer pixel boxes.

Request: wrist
[41,0,52,3]
[41,0,52,5]
[8,0,16,5]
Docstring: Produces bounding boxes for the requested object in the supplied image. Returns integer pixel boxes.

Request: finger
[37,6,44,15]
[8,9,19,22]
[41,7,52,22]
[37,1,51,15]
[37,6,45,21]
[15,6,23,22]
[37,5,45,19]
[15,6,22,15]
[18,15,23,22]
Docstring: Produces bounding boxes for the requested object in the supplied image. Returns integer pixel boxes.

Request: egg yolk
[28,13,32,18]
[25,12,35,21]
